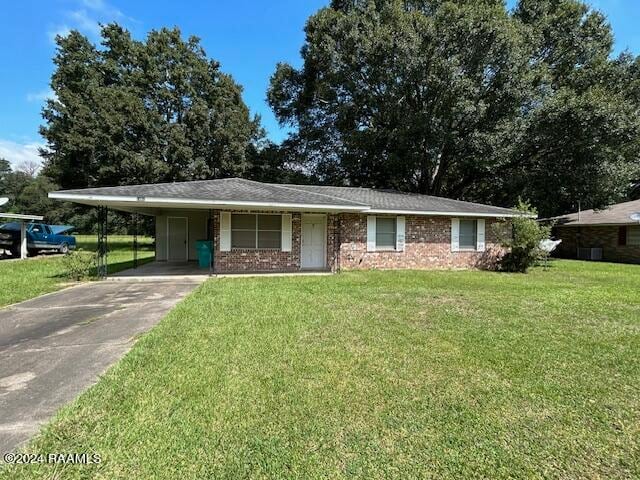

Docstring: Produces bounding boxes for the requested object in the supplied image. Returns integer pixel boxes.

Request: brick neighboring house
[549,199,640,264]
[49,178,522,273]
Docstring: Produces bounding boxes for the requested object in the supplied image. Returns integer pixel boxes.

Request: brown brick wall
[213,210,302,273]
[554,226,640,264]
[329,214,506,271]
[212,210,507,273]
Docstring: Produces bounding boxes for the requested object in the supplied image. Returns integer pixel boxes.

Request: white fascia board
[141,197,367,211]
[554,222,634,227]
[49,192,139,202]
[49,192,530,217]
[0,213,44,221]
[48,192,368,212]
[365,209,533,218]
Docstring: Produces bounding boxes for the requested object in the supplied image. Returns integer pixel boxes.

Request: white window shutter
[451,218,460,252]
[367,216,376,252]
[477,219,486,252]
[220,212,231,252]
[396,216,405,252]
[281,214,292,252]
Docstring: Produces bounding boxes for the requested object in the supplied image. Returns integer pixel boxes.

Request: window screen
[459,219,477,250]
[231,214,256,248]
[258,215,281,249]
[376,217,396,249]
[231,214,281,249]
[628,226,640,246]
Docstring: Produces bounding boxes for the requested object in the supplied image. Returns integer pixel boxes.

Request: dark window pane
[376,217,396,248]
[376,217,395,234]
[232,230,256,248]
[629,226,640,246]
[258,231,281,249]
[258,215,281,231]
[376,233,395,248]
[231,214,256,230]
[459,219,477,249]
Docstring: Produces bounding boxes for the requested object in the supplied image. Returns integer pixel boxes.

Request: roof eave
[49,192,527,218]
[554,222,636,227]
[366,208,530,218]
[48,192,368,213]
[0,213,44,221]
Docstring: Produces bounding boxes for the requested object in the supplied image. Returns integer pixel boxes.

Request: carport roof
[0,213,44,221]
[49,178,523,217]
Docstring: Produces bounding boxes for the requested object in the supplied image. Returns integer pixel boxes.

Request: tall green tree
[270,0,529,194]
[41,25,261,189]
[488,0,640,216]
[269,0,640,216]
[0,158,12,194]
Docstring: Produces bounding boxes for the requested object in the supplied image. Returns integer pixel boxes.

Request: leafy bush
[493,200,552,273]
[62,250,97,281]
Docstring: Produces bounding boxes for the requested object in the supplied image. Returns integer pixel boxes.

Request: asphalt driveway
[0,280,203,455]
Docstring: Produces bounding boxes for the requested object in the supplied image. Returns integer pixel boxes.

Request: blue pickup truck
[0,222,76,257]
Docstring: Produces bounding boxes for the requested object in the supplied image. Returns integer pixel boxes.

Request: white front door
[167,217,188,262]
[301,215,326,269]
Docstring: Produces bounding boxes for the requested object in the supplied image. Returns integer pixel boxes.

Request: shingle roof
[51,178,522,217]
[280,184,519,216]
[54,178,367,208]
[549,199,640,226]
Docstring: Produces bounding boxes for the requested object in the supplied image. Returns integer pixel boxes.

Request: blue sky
[1,0,639,169]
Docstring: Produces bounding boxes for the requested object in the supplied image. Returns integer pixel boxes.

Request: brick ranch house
[549,199,640,264]
[49,178,523,273]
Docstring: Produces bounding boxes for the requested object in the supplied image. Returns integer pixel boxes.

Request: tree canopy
[41,25,261,190]
[268,0,640,216]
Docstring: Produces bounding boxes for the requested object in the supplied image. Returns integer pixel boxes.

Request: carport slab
[0,279,203,455]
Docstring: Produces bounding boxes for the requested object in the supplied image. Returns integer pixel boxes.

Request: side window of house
[376,217,396,250]
[231,214,281,249]
[628,226,640,246]
[459,219,477,250]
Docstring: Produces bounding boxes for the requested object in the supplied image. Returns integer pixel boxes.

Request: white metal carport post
[20,221,27,259]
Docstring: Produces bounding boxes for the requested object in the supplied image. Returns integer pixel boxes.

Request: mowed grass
[3,260,640,479]
[0,235,154,307]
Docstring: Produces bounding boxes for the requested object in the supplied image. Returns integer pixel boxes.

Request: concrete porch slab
[108,262,334,281]
[107,262,211,282]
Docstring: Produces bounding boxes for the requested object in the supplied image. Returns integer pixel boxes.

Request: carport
[0,213,44,259]
[47,191,216,278]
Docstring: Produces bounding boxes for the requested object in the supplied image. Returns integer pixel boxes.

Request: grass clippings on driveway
[2,260,639,479]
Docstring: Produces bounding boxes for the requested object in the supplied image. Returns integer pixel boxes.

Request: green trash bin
[196,240,213,269]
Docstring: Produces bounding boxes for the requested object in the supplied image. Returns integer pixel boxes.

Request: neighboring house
[549,199,640,264]
[49,178,522,273]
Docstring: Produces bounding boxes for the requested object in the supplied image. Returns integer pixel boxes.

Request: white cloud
[0,140,44,171]
[26,89,55,103]
[69,9,102,38]
[48,25,72,43]
[81,0,124,18]
[49,0,130,44]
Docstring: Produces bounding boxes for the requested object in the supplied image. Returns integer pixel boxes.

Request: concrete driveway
[0,280,203,455]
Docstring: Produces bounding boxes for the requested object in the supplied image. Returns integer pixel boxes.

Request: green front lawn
[3,261,640,479]
[0,235,154,307]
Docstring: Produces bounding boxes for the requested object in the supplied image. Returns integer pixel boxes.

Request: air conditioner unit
[577,247,603,261]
